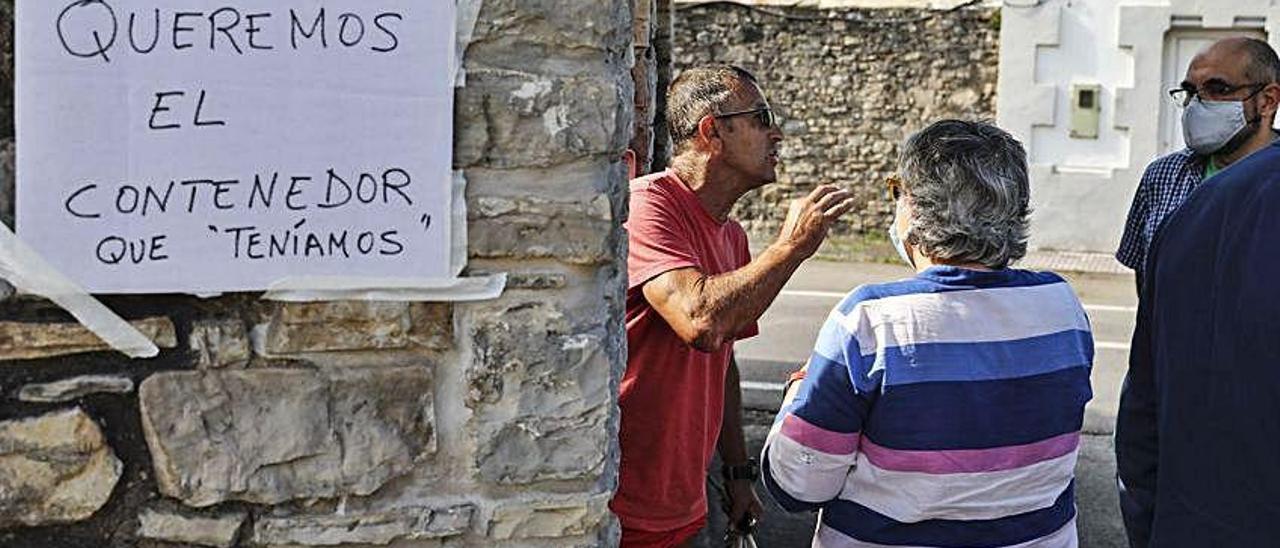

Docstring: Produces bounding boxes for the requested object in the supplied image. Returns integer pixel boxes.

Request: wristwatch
[722,458,760,482]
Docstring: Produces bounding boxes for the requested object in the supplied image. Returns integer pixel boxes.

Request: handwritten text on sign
[17,0,456,293]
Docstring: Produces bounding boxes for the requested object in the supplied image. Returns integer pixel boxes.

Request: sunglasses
[886,175,903,201]
[713,107,779,129]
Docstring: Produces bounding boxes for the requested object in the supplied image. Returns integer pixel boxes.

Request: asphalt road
[696,259,1136,547]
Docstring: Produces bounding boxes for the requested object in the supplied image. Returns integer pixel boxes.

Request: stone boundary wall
[673,1,999,238]
[677,0,999,8]
[0,1,632,546]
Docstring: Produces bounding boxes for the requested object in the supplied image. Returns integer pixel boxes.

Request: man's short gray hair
[898,120,1031,270]
[667,65,759,153]
[1238,37,1280,85]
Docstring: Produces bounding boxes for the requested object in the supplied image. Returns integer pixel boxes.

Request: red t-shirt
[611,169,758,532]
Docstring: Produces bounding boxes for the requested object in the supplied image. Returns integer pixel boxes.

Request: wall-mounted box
[1069,84,1102,139]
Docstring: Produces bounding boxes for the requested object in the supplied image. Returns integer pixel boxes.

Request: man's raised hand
[775,184,857,259]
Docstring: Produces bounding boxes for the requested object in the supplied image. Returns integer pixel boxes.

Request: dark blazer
[1116,140,1280,547]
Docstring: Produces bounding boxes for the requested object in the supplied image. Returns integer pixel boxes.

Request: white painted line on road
[781,289,847,299]
[779,290,1137,314]
[1096,341,1130,351]
[1082,304,1138,314]
[741,380,786,392]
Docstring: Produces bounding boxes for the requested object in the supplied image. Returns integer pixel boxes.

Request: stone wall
[0,1,632,546]
[632,0,677,176]
[673,1,1000,238]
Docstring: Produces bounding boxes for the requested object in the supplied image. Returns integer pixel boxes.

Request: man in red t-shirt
[612,65,856,547]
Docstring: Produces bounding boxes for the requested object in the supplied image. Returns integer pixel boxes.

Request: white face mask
[1182,98,1251,156]
[888,203,914,268]
[889,225,913,268]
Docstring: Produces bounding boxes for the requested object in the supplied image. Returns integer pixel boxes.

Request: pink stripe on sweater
[780,413,860,455]
[860,431,1080,474]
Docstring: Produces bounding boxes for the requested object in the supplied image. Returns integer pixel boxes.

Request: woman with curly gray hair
[762,120,1095,547]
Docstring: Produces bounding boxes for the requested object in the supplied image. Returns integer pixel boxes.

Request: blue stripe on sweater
[862,366,1092,450]
[875,329,1093,387]
[787,352,874,435]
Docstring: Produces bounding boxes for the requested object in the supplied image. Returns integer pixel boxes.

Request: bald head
[1198,37,1280,85]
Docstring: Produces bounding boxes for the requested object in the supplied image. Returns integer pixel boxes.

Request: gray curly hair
[898,120,1031,270]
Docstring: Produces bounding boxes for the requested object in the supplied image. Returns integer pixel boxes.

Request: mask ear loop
[1243,84,1271,126]
[902,221,917,268]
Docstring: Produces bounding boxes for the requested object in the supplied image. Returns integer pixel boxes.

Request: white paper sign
[16,0,456,293]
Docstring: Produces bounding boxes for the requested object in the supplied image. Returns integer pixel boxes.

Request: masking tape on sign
[263,273,506,302]
[0,223,159,358]
[455,0,483,87]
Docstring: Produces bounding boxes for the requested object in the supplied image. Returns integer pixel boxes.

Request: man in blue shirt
[1115,142,1280,547]
[1116,38,1280,291]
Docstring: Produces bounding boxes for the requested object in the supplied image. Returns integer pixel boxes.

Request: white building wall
[997,0,1280,253]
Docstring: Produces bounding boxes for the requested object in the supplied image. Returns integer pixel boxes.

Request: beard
[1216,117,1261,157]
[1215,99,1267,157]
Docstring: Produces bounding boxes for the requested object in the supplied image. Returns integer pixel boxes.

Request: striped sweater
[762,267,1093,548]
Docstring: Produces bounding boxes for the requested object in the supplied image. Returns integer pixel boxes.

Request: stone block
[263,302,412,354]
[190,319,251,369]
[17,374,134,403]
[137,508,246,548]
[454,71,628,169]
[475,413,610,486]
[0,317,176,360]
[139,367,434,507]
[252,504,473,546]
[487,493,611,540]
[506,270,569,290]
[468,193,615,264]
[0,408,122,527]
[467,301,612,484]
[466,0,630,64]
[406,303,453,351]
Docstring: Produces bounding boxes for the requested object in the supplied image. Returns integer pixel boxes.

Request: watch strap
[723,458,760,481]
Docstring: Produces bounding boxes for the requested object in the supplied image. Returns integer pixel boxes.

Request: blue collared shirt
[1115,149,1204,279]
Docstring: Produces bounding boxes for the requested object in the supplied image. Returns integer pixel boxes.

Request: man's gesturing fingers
[812,187,851,212]
[804,184,840,205]
[824,196,858,219]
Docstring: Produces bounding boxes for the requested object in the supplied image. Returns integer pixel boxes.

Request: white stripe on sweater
[839,283,1090,354]
[765,426,859,504]
[840,450,1078,523]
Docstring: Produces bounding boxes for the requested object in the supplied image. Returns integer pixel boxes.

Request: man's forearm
[690,242,804,348]
[718,357,749,466]
[643,185,854,351]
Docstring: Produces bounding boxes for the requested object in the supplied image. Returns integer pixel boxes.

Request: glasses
[1169,81,1266,107]
[714,107,780,129]
[886,175,903,201]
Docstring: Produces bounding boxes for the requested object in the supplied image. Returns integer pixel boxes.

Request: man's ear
[1261,83,1280,119]
[696,115,723,155]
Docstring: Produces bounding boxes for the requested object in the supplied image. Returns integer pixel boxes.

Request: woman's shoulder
[1006,267,1068,282]
[834,269,1083,330]
[835,277,940,313]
